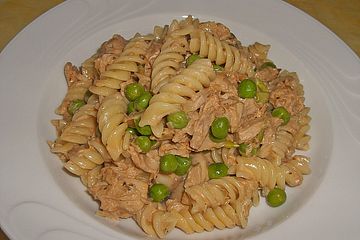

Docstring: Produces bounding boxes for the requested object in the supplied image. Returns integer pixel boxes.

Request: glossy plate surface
[0,0,359,239]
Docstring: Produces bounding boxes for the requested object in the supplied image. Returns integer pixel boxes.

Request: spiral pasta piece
[97,92,128,160]
[172,200,253,234]
[233,156,286,190]
[189,30,255,76]
[247,42,270,65]
[151,19,195,93]
[185,176,259,213]
[280,155,311,187]
[63,138,111,187]
[89,35,153,97]
[59,103,97,144]
[49,16,313,238]
[233,155,311,190]
[151,36,189,93]
[259,107,311,165]
[139,59,215,134]
[135,203,178,238]
[294,107,311,150]
[56,63,92,116]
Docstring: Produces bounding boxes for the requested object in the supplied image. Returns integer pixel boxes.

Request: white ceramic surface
[0,0,359,239]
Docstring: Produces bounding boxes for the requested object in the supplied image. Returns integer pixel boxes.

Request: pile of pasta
[49,16,311,238]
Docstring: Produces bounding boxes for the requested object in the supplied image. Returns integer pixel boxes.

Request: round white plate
[1,0,359,239]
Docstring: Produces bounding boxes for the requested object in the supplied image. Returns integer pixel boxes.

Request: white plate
[0,0,359,239]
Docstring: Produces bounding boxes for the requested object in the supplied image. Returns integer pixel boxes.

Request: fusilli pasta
[49,16,312,238]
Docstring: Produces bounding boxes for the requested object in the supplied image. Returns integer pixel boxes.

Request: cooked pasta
[97,92,128,160]
[58,102,97,144]
[139,58,216,136]
[190,29,256,76]
[185,177,259,213]
[49,16,312,238]
[89,34,153,97]
[64,138,110,187]
[135,203,178,238]
[151,19,196,93]
[177,200,253,233]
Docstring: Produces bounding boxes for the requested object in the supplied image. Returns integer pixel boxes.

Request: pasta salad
[48,16,311,238]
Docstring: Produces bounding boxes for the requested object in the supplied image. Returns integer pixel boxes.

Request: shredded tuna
[98,34,127,55]
[221,98,243,133]
[199,21,239,46]
[261,117,283,145]
[270,86,304,115]
[184,154,209,188]
[171,111,198,143]
[182,89,210,112]
[159,141,190,157]
[64,62,80,86]
[236,117,266,142]
[94,54,116,74]
[56,63,92,116]
[255,67,280,82]
[127,145,159,174]
[189,94,224,150]
[88,163,149,219]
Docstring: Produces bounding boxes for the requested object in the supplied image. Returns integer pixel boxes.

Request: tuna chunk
[199,21,239,46]
[127,145,159,174]
[236,117,266,142]
[98,34,127,55]
[159,140,190,157]
[184,153,209,188]
[88,164,149,219]
[189,94,224,150]
[270,86,304,115]
[255,67,280,82]
[94,54,116,74]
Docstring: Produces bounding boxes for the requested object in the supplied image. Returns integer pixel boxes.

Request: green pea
[258,61,277,71]
[149,183,170,202]
[209,132,226,143]
[174,156,192,176]
[135,136,152,153]
[160,154,178,174]
[126,127,138,135]
[186,54,202,66]
[167,111,189,129]
[238,79,257,98]
[208,163,229,179]
[127,102,136,114]
[213,64,224,72]
[151,139,158,147]
[135,119,152,136]
[272,107,291,125]
[134,91,152,111]
[125,83,145,101]
[211,117,229,140]
[266,188,287,207]
[68,99,85,115]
